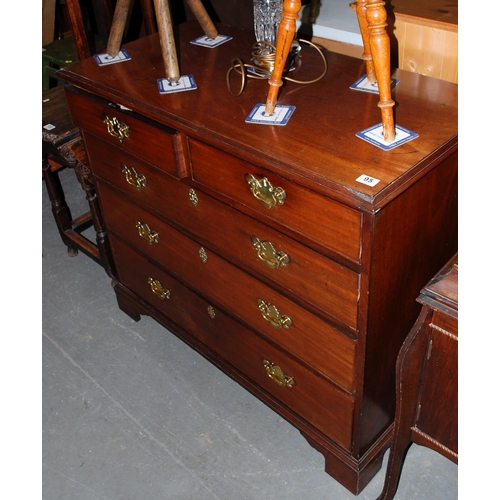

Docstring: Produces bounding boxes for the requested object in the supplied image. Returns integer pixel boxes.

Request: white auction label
[356,174,380,186]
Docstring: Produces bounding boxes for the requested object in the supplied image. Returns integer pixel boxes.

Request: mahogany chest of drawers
[59,22,458,494]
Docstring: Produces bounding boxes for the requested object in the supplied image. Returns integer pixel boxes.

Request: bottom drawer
[110,234,355,451]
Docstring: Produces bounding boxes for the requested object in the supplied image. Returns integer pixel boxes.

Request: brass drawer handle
[135,220,159,244]
[263,359,295,387]
[251,236,289,269]
[148,277,170,300]
[103,115,130,142]
[245,174,286,209]
[122,164,147,190]
[257,299,292,329]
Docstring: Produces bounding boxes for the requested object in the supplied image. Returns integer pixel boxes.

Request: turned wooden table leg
[42,152,79,257]
[73,163,117,278]
[353,0,376,83]
[185,0,218,39]
[265,0,301,115]
[154,0,180,83]
[365,0,395,141]
[107,0,133,57]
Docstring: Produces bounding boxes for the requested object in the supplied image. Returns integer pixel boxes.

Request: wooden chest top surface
[58,22,458,211]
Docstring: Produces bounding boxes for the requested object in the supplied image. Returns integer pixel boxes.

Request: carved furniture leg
[365,0,395,141]
[73,162,117,278]
[376,310,433,500]
[353,0,376,83]
[42,151,79,257]
[265,0,302,115]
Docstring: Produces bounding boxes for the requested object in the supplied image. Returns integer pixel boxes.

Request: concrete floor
[42,168,458,499]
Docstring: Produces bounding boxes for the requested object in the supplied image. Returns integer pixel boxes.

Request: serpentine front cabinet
[59,23,458,495]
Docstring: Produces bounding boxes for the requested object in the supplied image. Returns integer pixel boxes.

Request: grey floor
[42,168,458,500]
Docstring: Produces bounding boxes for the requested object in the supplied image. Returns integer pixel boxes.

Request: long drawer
[188,138,363,263]
[99,183,357,393]
[65,88,182,178]
[110,233,355,451]
[85,132,360,329]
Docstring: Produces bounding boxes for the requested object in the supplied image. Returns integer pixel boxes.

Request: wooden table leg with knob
[265,0,301,116]
[353,0,376,84]
[365,0,395,142]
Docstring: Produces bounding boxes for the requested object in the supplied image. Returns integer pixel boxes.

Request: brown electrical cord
[226,39,328,96]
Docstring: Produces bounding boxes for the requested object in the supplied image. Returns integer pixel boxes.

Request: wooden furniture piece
[58,22,458,495]
[391,0,458,83]
[377,254,458,500]
[267,0,394,141]
[42,86,114,276]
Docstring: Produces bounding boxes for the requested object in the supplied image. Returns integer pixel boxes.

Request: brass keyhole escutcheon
[103,115,130,142]
[135,220,159,244]
[199,247,208,263]
[251,236,289,269]
[188,188,199,207]
[148,277,170,300]
[122,164,147,190]
[257,299,292,329]
[263,359,295,387]
[245,174,286,209]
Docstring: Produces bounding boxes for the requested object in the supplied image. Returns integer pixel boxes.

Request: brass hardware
[263,359,295,387]
[199,247,208,263]
[245,174,286,209]
[251,236,289,269]
[207,306,216,319]
[103,115,130,142]
[121,164,147,190]
[135,220,159,244]
[148,277,170,300]
[257,299,292,329]
[427,339,433,360]
[188,188,198,207]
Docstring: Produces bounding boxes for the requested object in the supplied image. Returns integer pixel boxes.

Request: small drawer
[110,234,354,451]
[83,132,183,194]
[189,138,362,263]
[99,186,357,393]
[65,88,184,178]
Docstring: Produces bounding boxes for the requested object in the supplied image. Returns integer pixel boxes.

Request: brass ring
[226,58,247,96]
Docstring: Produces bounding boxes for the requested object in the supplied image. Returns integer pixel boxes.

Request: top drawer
[64,88,182,178]
[188,139,362,262]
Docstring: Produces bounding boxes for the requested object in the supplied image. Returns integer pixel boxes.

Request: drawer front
[85,133,359,328]
[99,186,357,393]
[65,88,181,178]
[189,139,362,262]
[110,234,354,450]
